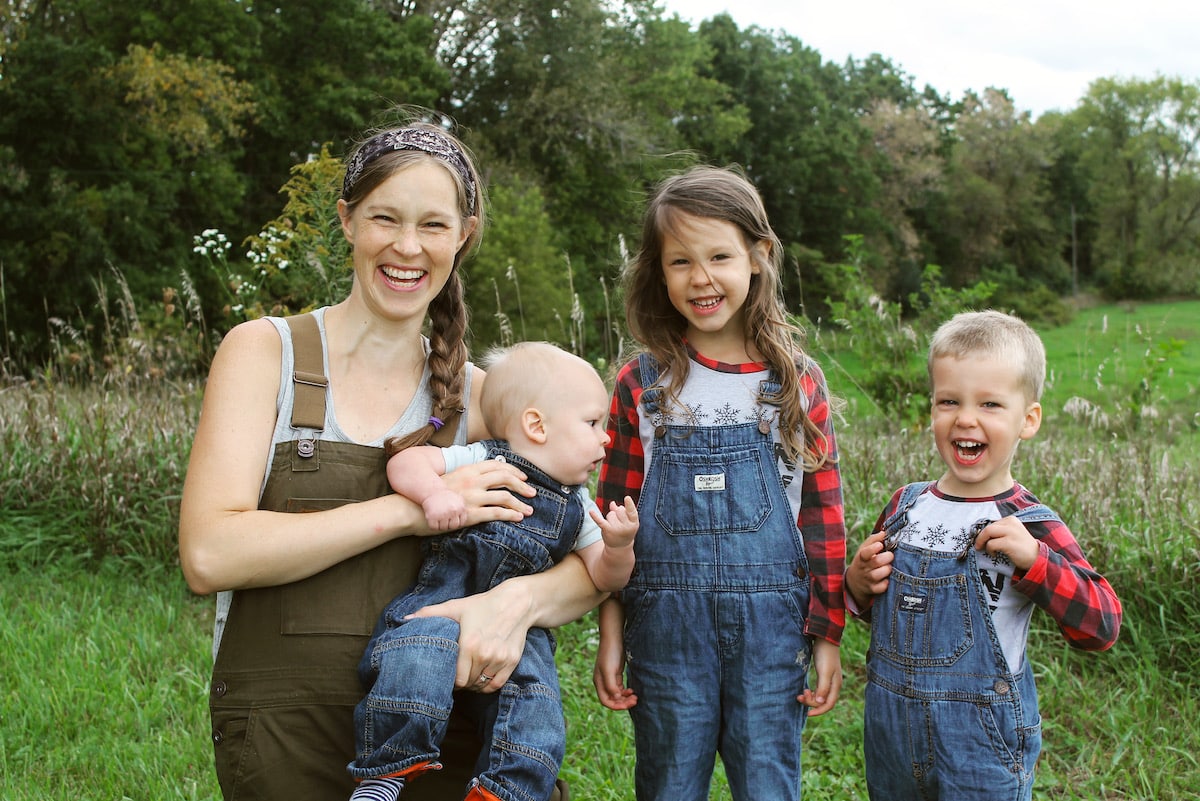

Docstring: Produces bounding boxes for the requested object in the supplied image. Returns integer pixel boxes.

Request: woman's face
[338,160,476,324]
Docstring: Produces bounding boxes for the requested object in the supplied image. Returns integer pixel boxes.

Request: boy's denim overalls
[865,483,1049,801]
[621,356,813,801]
[350,441,581,801]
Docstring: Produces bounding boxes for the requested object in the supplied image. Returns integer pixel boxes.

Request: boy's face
[533,361,612,487]
[929,354,1042,498]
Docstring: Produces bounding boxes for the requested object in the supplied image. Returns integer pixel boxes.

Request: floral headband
[341,126,477,214]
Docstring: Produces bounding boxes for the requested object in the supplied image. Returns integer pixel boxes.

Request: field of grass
[2,300,1198,799]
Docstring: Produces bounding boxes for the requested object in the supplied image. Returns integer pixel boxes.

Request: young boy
[348,341,638,801]
[845,310,1121,801]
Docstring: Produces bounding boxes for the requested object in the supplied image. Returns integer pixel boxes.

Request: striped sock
[349,777,404,801]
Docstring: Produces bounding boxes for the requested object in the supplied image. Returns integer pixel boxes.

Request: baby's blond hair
[479,342,600,438]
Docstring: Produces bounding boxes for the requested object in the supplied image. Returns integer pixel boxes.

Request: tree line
[2,0,1198,370]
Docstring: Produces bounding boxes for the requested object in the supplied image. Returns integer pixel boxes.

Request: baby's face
[535,362,611,487]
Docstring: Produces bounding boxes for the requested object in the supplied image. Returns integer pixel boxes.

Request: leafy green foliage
[821,236,996,424]
[1070,75,1200,298]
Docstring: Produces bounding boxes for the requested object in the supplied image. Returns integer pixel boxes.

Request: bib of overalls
[625,355,810,592]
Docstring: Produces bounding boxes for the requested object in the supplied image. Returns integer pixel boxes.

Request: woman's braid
[384,275,469,456]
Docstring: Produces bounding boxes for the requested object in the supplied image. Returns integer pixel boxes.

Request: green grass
[2,299,1199,799]
[0,563,216,799]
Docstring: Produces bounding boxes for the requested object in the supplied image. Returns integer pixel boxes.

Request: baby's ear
[521,408,547,443]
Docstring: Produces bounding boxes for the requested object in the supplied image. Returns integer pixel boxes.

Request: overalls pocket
[874,569,974,667]
[650,446,772,536]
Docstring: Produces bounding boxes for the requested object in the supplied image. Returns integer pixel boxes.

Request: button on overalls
[621,356,813,801]
[864,493,1042,801]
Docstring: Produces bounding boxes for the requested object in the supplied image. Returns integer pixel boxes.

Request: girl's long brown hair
[623,165,831,471]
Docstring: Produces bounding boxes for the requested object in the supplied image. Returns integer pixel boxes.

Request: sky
[658,0,1200,118]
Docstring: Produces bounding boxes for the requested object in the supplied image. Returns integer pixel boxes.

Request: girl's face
[659,211,765,361]
[338,160,475,324]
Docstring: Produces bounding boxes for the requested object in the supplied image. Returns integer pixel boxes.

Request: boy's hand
[845,530,894,609]
[972,516,1039,570]
[594,496,639,550]
[422,489,469,531]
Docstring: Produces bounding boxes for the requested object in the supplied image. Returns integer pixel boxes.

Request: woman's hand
[406,555,605,692]
[430,459,535,535]
[405,573,538,692]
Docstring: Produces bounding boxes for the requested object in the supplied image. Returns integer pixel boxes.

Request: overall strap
[881,481,934,535]
[286,313,328,431]
[1011,504,1061,525]
[637,352,662,414]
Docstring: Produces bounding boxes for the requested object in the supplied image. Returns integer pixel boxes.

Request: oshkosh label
[694,473,726,492]
[899,593,928,613]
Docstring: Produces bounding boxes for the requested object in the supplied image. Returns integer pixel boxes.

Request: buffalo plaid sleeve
[1010,501,1123,651]
[797,360,847,645]
[597,360,645,510]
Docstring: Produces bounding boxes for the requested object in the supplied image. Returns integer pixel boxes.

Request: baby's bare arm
[576,496,638,593]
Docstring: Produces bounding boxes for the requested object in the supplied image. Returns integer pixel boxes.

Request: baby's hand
[422,489,469,531]
[594,496,639,550]
[846,530,894,608]
[972,516,1039,570]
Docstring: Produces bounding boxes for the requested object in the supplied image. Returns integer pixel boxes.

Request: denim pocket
[874,570,974,667]
[650,447,772,536]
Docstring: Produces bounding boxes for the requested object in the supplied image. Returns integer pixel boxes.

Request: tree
[695,15,879,315]
[1071,75,1200,297]
[0,29,257,359]
[859,98,944,273]
[921,89,1065,293]
[447,0,746,357]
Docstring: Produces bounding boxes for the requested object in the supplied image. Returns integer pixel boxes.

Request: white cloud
[657,0,1200,116]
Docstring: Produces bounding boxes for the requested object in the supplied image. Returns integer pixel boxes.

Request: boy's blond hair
[479,342,599,437]
[928,310,1046,402]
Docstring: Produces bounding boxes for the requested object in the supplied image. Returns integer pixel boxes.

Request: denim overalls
[865,483,1053,801]
[622,356,813,801]
[350,441,583,801]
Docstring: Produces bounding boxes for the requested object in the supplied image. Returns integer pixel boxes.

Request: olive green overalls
[208,314,567,800]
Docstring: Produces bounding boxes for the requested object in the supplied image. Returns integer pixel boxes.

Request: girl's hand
[592,597,637,710]
[593,638,637,710]
[797,638,841,716]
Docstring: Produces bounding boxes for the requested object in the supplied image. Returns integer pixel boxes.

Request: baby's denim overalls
[622,356,813,801]
[865,483,1047,800]
[350,441,582,801]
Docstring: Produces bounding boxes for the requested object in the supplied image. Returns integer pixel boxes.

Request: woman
[179,111,599,800]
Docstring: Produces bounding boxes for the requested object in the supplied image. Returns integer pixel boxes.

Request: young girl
[593,165,846,800]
